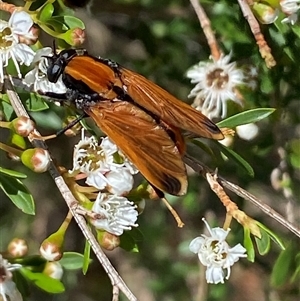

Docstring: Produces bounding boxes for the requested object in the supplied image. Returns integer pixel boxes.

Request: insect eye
[47,64,62,83]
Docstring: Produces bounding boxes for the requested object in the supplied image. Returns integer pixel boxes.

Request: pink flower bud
[98,231,120,251]
[40,241,62,261]
[43,261,64,280]
[71,28,86,46]
[7,238,28,257]
[21,148,50,173]
[10,116,35,137]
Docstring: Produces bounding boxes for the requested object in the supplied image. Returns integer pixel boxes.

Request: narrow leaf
[256,222,285,250]
[244,227,255,262]
[255,229,270,255]
[0,167,27,179]
[217,108,275,128]
[271,243,295,287]
[215,142,254,176]
[82,240,91,275]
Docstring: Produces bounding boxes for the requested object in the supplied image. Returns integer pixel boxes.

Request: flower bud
[21,148,50,173]
[97,231,120,251]
[43,261,63,280]
[236,123,259,141]
[71,28,85,46]
[7,238,28,258]
[40,241,63,262]
[10,116,35,137]
[252,2,279,24]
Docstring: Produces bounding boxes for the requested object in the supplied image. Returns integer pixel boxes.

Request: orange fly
[45,48,224,196]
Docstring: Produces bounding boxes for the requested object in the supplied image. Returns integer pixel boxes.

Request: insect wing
[120,69,224,140]
[65,55,122,99]
[86,101,188,196]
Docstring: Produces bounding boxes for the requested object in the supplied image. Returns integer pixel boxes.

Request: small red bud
[71,28,85,46]
[21,148,50,173]
[10,116,35,137]
[98,231,120,251]
[7,238,28,257]
[40,241,62,261]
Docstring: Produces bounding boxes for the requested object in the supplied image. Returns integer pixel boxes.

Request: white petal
[106,169,134,195]
[9,11,33,34]
[189,237,205,254]
[86,171,107,190]
[205,265,225,284]
[12,43,35,65]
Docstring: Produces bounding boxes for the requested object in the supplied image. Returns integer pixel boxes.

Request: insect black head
[46,48,78,83]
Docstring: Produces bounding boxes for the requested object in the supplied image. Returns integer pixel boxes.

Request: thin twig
[237,0,276,68]
[183,154,300,238]
[4,75,138,301]
[189,0,221,60]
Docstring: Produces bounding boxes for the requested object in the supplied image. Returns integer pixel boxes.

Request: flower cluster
[187,54,245,119]
[0,10,35,82]
[70,130,138,196]
[189,219,247,284]
[70,130,139,236]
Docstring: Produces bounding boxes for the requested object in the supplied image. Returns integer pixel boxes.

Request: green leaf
[21,93,49,112]
[0,167,27,179]
[244,227,255,262]
[119,230,140,252]
[82,240,91,275]
[62,16,85,29]
[0,174,35,215]
[0,98,14,120]
[20,268,65,293]
[215,142,254,176]
[217,108,276,128]
[60,252,89,270]
[256,222,285,250]
[191,139,214,157]
[255,229,270,255]
[271,243,295,287]
[48,16,85,32]
[38,3,54,23]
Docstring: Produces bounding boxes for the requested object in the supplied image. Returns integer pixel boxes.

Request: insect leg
[56,113,87,137]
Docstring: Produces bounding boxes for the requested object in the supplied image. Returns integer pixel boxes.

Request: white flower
[0,255,23,301]
[70,130,138,195]
[91,193,138,236]
[281,0,300,24]
[23,47,67,93]
[189,218,247,284]
[0,10,35,82]
[187,54,245,119]
[236,123,259,141]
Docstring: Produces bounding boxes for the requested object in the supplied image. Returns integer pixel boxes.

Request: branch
[183,154,300,239]
[4,75,138,301]
[189,0,221,60]
[237,0,276,68]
